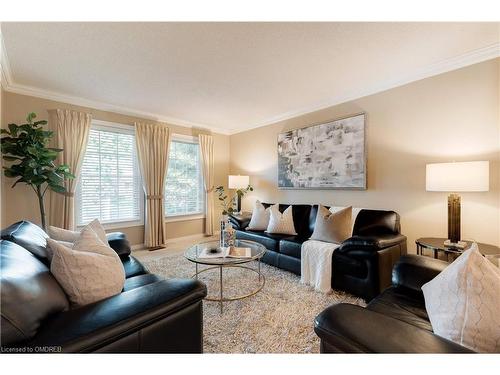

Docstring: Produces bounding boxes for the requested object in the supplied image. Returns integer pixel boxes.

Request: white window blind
[76,124,143,226]
[165,138,204,217]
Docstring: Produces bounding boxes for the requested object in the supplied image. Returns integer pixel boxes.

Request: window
[76,122,143,227]
[165,136,204,217]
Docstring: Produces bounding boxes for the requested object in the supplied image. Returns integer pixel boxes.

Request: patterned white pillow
[246,200,270,231]
[422,243,500,352]
[48,218,108,244]
[48,226,125,306]
[265,204,297,235]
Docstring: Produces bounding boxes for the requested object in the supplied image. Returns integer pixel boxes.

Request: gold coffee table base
[192,264,265,314]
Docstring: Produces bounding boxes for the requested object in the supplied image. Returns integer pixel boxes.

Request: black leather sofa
[314,255,474,353]
[231,204,407,301]
[0,221,207,353]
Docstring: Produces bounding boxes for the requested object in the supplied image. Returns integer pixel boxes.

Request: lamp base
[444,239,467,249]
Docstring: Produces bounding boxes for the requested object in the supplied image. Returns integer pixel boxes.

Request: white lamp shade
[228,175,250,189]
[426,161,489,192]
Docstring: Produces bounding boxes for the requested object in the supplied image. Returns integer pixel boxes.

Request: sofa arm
[25,279,207,352]
[337,234,407,254]
[314,303,473,353]
[229,212,252,230]
[106,232,131,258]
[392,255,449,294]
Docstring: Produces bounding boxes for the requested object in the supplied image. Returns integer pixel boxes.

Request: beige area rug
[142,254,365,353]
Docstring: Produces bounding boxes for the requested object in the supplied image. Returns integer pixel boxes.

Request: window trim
[164,133,205,219]
[75,120,145,229]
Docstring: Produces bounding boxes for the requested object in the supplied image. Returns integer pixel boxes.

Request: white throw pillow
[246,200,270,231]
[265,204,297,235]
[48,218,108,244]
[48,226,125,306]
[422,243,500,353]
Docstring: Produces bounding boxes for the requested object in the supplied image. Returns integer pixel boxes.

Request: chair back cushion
[352,209,400,236]
[1,221,51,265]
[0,240,69,345]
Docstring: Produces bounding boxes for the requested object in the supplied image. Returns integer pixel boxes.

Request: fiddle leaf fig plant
[215,184,253,215]
[1,112,75,230]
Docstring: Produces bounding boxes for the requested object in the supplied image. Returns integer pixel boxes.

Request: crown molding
[2,82,232,135]
[225,42,500,135]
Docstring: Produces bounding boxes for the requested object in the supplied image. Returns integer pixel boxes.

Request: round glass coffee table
[184,239,266,313]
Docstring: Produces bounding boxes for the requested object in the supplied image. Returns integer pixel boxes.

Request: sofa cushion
[367,287,432,332]
[1,221,50,264]
[353,209,400,236]
[236,229,293,252]
[122,255,148,278]
[279,237,308,259]
[0,240,69,345]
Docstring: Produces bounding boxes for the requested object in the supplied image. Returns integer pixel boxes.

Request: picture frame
[277,112,366,190]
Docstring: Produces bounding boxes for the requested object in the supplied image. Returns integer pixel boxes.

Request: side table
[416,237,500,262]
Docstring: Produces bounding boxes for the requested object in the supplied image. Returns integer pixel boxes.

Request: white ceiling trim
[231,42,500,134]
[1,30,498,135]
[3,82,232,135]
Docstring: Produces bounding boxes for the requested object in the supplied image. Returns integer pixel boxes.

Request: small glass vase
[220,216,235,247]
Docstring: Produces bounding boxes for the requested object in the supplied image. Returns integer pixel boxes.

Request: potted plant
[215,184,253,217]
[215,184,253,246]
[1,112,74,230]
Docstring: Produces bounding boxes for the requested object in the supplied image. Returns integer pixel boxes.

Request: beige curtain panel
[48,109,92,230]
[199,134,215,235]
[135,122,171,248]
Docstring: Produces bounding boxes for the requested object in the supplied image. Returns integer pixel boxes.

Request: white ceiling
[1,22,499,134]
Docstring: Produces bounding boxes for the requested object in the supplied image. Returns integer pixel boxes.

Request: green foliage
[1,112,75,229]
[215,184,253,215]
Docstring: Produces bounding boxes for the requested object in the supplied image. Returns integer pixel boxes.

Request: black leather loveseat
[314,255,474,353]
[231,204,407,301]
[0,221,207,353]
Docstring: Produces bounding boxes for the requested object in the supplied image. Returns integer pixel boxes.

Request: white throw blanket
[300,240,340,293]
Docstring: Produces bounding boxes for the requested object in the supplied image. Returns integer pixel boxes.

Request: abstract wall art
[277,113,366,189]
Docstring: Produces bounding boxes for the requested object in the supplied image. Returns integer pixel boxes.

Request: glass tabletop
[184,239,266,265]
[416,237,500,256]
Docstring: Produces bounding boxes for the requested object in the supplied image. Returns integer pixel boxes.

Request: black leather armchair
[314,255,475,353]
[1,221,207,353]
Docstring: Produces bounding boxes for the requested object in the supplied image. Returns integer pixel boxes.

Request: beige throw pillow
[247,200,270,231]
[48,218,108,244]
[310,205,352,244]
[48,227,125,306]
[265,204,297,235]
[422,243,500,352]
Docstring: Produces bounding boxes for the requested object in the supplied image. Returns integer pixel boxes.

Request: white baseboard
[131,231,220,251]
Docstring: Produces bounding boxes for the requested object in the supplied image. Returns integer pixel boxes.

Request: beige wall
[230,58,500,252]
[1,91,230,245]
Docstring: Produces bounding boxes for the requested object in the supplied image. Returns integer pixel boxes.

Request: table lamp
[228,175,250,213]
[426,161,489,249]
